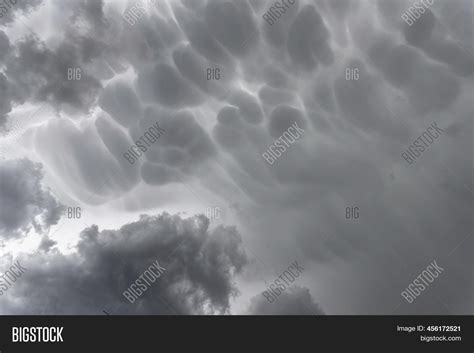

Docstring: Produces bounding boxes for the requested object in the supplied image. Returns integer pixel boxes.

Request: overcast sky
[0,0,472,315]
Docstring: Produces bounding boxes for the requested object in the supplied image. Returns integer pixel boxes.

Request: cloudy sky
[0,0,472,315]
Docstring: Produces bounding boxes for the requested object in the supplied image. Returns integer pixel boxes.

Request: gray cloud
[0,213,247,314]
[4,35,102,114]
[0,0,471,315]
[0,158,64,239]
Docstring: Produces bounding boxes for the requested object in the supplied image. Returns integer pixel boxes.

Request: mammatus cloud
[0,158,64,239]
[0,0,471,315]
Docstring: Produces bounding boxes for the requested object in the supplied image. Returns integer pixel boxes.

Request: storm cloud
[0,158,64,239]
[0,0,472,315]
[0,213,247,314]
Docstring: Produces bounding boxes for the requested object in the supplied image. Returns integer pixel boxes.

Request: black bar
[0,315,471,352]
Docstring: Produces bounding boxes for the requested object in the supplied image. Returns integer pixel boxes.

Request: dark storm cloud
[4,35,102,114]
[0,159,64,239]
[0,0,122,128]
[0,0,471,315]
[0,213,247,314]
[246,286,325,315]
[201,0,471,314]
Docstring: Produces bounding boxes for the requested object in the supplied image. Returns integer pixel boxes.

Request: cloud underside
[0,0,472,314]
